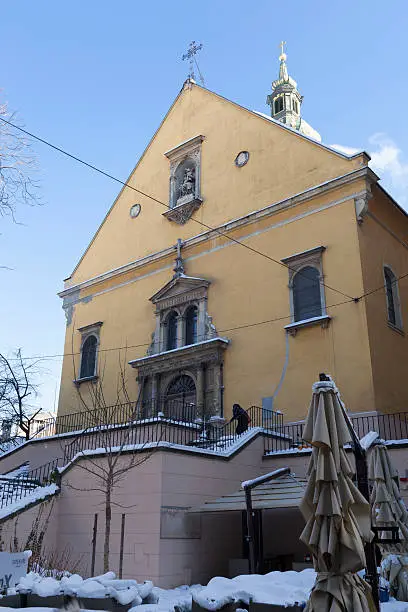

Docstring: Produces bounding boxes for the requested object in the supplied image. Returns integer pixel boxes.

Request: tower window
[293,100,299,114]
[185,306,198,345]
[274,97,284,114]
[166,311,178,351]
[384,266,402,329]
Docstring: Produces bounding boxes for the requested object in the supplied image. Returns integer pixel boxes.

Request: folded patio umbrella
[369,443,408,600]
[299,379,376,612]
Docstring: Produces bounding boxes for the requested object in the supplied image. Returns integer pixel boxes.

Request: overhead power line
[8,263,408,364]
[5,295,358,362]
[0,116,354,301]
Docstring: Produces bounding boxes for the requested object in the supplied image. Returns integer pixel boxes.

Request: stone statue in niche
[179,167,195,200]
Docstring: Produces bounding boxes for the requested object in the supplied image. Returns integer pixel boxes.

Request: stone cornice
[129,337,229,374]
[59,166,377,299]
[164,135,205,159]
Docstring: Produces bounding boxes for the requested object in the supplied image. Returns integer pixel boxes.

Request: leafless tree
[65,354,156,573]
[0,349,43,441]
[0,100,40,221]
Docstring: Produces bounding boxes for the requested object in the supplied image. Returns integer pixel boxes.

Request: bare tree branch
[0,349,44,440]
[68,346,157,572]
[0,101,41,221]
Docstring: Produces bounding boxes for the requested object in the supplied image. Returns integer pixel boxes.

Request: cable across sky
[0,115,355,301]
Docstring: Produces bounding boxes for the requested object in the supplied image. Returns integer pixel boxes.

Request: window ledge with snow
[284,315,331,336]
[73,375,99,386]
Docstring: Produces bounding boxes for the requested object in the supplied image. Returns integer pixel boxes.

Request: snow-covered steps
[0,459,60,517]
[0,483,59,519]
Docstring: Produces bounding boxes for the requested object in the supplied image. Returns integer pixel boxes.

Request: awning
[189,472,306,513]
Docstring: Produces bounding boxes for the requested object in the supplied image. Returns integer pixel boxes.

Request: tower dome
[266,43,321,142]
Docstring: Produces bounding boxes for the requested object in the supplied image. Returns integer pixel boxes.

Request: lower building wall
[0,497,58,563]
[1,440,407,587]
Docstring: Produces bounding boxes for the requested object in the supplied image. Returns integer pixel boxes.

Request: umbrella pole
[319,373,380,611]
[355,447,380,612]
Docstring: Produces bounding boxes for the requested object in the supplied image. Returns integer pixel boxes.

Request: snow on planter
[191,570,317,610]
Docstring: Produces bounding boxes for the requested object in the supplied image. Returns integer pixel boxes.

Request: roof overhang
[188,472,306,513]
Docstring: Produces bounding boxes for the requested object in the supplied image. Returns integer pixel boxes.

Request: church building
[0,47,407,587]
[57,46,408,424]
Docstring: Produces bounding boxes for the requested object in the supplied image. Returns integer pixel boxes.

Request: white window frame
[383,265,403,331]
[281,246,330,334]
[75,321,103,383]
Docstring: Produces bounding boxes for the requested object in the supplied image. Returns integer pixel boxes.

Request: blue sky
[1,1,408,413]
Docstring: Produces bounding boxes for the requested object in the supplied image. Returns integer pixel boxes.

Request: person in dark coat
[231,403,250,435]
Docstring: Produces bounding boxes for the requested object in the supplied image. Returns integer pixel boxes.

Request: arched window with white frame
[384,266,402,329]
[80,334,98,379]
[292,265,323,322]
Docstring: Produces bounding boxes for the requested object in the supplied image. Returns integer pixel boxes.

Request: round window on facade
[129,204,141,218]
[235,151,250,168]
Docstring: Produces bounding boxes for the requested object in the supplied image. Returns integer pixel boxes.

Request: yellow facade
[57,82,408,422]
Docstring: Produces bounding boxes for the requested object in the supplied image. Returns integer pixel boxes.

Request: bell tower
[266,42,321,141]
[266,42,303,129]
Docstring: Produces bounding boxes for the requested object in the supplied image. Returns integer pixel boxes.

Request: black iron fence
[61,404,283,464]
[4,406,408,511]
[349,412,408,442]
[0,458,60,509]
[264,411,408,455]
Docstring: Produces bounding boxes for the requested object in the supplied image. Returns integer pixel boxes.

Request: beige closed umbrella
[299,379,376,612]
[369,443,408,600]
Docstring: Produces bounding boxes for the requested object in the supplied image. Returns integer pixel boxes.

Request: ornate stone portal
[129,240,229,422]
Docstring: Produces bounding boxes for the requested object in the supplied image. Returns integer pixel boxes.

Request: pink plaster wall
[0,498,58,560]
[158,437,266,587]
[2,437,407,588]
[57,452,164,581]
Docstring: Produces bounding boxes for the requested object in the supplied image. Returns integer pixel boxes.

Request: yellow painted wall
[57,83,382,423]
[358,185,408,414]
[66,83,362,286]
[58,184,374,422]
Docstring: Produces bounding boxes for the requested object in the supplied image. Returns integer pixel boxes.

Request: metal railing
[61,404,284,464]
[349,412,408,442]
[0,458,60,509]
[264,411,408,455]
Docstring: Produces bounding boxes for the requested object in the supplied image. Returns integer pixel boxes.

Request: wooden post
[119,513,126,579]
[91,513,98,576]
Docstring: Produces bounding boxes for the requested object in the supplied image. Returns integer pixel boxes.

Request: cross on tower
[280,41,286,56]
[182,41,204,83]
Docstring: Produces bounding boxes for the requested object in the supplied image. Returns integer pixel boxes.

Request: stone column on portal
[153,311,161,354]
[196,365,205,421]
[151,374,159,417]
[197,298,207,342]
[176,314,185,348]
[210,362,226,426]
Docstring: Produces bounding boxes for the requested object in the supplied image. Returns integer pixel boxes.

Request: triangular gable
[65,80,369,286]
[150,274,210,304]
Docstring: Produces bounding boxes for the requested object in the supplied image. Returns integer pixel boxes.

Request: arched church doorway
[165,374,196,421]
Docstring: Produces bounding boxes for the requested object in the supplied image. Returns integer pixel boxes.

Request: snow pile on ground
[10,570,408,611]
[191,570,316,609]
[16,571,154,606]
